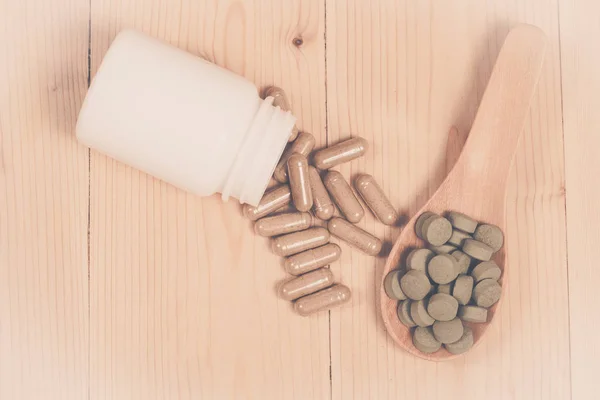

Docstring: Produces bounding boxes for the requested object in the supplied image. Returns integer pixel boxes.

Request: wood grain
[88,1,328,399]
[326,0,570,398]
[559,0,600,397]
[381,24,548,361]
[2,0,598,398]
[0,0,90,399]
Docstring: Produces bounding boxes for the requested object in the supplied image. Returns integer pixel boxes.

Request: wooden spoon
[380,24,548,360]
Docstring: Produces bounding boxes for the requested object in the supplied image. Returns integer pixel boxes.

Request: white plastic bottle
[76,30,296,206]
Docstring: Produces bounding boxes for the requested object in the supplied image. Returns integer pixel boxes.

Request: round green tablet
[452,275,474,305]
[462,239,494,261]
[444,327,474,355]
[427,293,458,321]
[413,326,442,354]
[427,254,459,284]
[471,261,502,282]
[415,211,436,239]
[384,270,407,300]
[451,250,472,274]
[406,248,435,274]
[447,211,477,233]
[400,270,432,300]
[458,305,488,323]
[473,224,504,252]
[447,229,472,247]
[411,299,435,327]
[430,243,457,254]
[473,278,502,308]
[432,318,464,344]
[397,300,417,327]
[421,216,453,246]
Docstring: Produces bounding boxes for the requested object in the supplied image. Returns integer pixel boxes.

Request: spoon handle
[446,25,547,212]
[380,25,548,361]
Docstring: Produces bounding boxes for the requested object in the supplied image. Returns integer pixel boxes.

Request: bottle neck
[221,96,296,206]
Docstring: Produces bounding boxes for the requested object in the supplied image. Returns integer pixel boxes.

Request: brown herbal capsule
[287,154,313,212]
[242,185,291,221]
[271,227,330,257]
[354,174,399,225]
[323,171,364,223]
[278,268,335,301]
[284,243,342,276]
[273,132,315,183]
[313,137,368,169]
[328,217,382,256]
[308,166,335,220]
[294,284,352,316]
[263,86,299,142]
[254,212,313,237]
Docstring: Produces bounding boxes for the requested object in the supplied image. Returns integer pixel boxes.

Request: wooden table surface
[1,0,598,399]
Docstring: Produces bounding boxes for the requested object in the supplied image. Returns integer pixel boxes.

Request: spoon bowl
[380,25,548,361]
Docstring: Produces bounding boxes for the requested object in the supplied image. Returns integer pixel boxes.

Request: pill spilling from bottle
[242,86,401,317]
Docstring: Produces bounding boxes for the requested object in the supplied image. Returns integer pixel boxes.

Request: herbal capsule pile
[244,86,402,316]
